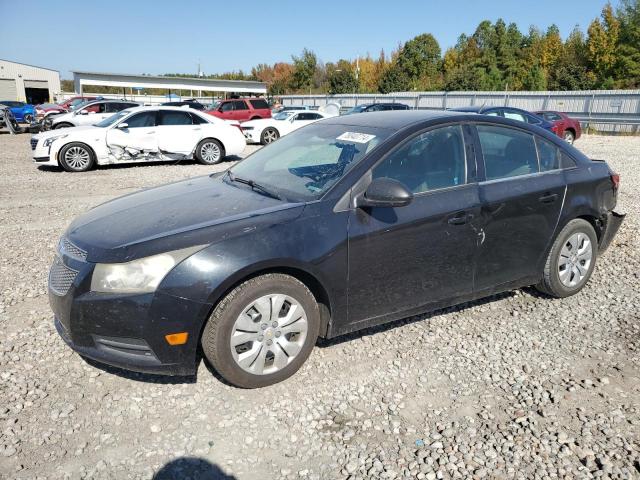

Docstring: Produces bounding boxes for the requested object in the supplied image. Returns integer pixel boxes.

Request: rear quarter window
[249,99,270,109]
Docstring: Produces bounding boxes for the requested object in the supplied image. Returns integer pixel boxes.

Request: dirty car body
[49,111,624,379]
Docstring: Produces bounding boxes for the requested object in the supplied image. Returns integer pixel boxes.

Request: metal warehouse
[0,59,61,104]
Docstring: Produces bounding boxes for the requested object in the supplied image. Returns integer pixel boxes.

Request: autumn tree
[587,3,620,86]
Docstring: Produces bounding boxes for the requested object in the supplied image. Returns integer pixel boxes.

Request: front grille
[30,138,38,150]
[59,237,87,260]
[49,257,78,296]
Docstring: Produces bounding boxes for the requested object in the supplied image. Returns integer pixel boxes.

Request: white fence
[281,90,640,133]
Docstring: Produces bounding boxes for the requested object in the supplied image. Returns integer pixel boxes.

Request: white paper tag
[336,132,376,143]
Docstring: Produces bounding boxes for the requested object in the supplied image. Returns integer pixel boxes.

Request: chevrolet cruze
[49,111,624,388]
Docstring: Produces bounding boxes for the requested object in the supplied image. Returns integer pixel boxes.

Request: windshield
[95,110,130,128]
[273,112,295,120]
[228,123,391,201]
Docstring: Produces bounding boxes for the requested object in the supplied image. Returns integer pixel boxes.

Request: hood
[67,174,304,263]
[34,125,97,140]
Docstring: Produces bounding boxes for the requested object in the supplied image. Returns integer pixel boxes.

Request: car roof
[324,110,463,129]
[123,105,208,114]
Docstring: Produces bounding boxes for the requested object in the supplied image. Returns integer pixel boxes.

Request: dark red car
[207,98,271,122]
[59,96,98,111]
[535,111,582,144]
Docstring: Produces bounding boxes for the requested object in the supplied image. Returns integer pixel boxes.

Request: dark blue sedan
[0,100,36,123]
[448,105,556,134]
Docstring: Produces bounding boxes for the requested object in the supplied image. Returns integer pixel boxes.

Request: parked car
[535,110,582,144]
[206,98,272,122]
[49,99,139,129]
[449,106,555,134]
[32,106,245,172]
[161,99,207,111]
[59,96,98,111]
[0,101,36,123]
[271,105,312,115]
[344,103,411,114]
[242,110,336,144]
[0,103,20,133]
[48,110,624,388]
[35,103,67,120]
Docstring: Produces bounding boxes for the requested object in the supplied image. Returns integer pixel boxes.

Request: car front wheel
[536,219,598,298]
[54,122,74,129]
[260,127,279,145]
[201,274,320,388]
[59,142,95,172]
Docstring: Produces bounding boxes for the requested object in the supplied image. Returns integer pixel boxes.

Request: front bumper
[49,247,210,376]
[243,129,261,144]
[599,210,625,252]
[31,140,59,167]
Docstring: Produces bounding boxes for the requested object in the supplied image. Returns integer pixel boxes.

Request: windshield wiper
[226,171,283,201]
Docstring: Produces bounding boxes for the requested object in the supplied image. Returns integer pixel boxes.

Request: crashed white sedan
[31,106,246,172]
[242,109,337,145]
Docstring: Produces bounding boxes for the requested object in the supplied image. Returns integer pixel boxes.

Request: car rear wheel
[59,143,95,172]
[54,122,74,129]
[563,130,575,144]
[260,127,279,145]
[201,274,320,388]
[536,219,597,298]
[195,138,225,165]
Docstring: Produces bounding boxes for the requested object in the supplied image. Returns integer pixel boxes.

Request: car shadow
[152,457,236,480]
[80,290,523,386]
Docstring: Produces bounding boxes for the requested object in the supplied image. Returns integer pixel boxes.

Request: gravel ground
[0,132,638,480]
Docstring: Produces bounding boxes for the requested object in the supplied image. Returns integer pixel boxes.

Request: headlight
[44,135,67,147]
[242,126,254,131]
[91,245,204,293]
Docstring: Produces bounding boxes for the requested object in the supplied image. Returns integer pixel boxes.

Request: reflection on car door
[76,102,107,126]
[347,124,481,327]
[156,111,201,155]
[105,111,158,161]
[473,124,566,292]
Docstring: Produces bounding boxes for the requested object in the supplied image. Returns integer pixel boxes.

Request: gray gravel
[0,132,638,480]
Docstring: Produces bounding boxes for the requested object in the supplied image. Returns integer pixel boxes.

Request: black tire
[536,219,598,298]
[260,127,279,145]
[194,138,225,165]
[563,130,575,144]
[54,122,74,129]
[202,273,320,388]
[58,142,96,172]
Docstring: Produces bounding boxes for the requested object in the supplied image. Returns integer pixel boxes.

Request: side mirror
[356,178,413,208]
[117,123,128,129]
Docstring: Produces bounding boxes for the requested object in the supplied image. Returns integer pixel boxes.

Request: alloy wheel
[230,294,308,375]
[557,232,593,287]
[263,129,278,144]
[200,142,220,163]
[64,146,91,170]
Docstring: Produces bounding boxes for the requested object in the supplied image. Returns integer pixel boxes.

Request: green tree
[378,62,410,93]
[587,3,620,86]
[615,0,640,87]
[328,60,358,94]
[396,33,442,89]
[291,48,318,93]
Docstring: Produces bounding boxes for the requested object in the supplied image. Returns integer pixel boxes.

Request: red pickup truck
[207,98,271,122]
[535,110,582,144]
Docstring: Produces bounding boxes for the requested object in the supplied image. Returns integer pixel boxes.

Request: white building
[0,59,61,104]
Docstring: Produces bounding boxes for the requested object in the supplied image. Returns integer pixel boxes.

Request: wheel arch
[197,263,334,344]
[56,141,97,167]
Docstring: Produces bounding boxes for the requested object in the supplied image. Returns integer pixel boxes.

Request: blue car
[448,105,556,134]
[0,101,36,123]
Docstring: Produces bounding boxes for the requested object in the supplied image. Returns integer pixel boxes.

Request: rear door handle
[539,193,558,204]
[448,212,473,225]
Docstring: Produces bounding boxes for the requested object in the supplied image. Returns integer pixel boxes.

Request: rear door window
[233,100,249,110]
[477,125,539,180]
[158,111,193,125]
[124,111,156,128]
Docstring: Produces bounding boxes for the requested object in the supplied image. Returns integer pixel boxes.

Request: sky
[0,0,615,79]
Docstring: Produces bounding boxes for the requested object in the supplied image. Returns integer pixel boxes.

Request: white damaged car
[242,108,338,145]
[31,106,246,172]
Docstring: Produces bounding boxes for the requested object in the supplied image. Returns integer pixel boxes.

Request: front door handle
[448,212,473,225]
[539,193,558,204]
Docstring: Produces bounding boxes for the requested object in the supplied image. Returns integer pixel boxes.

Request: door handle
[146,131,156,134]
[192,127,201,131]
[447,212,472,225]
[538,193,558,204]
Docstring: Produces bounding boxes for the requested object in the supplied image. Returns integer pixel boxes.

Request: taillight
[611,173,620,191]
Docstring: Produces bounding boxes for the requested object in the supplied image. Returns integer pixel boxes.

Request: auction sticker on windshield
[336,132,376,143]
